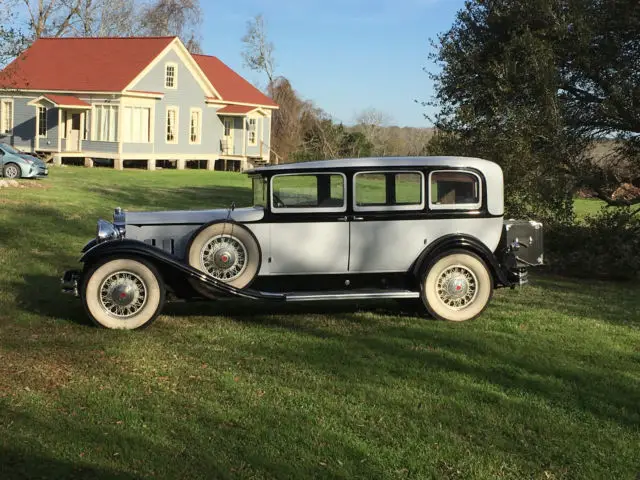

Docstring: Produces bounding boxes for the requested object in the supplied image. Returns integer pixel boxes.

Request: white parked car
[62,157,543,329]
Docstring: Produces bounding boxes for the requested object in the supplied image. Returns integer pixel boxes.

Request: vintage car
[61,156,543,329]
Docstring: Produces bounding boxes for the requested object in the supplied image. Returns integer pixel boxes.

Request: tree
[138,0,202,53]
[241,14,276,85]
[354,108,393,156]
[428,0,640,222]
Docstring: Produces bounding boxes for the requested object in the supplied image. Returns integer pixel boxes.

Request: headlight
[96,219,119,243]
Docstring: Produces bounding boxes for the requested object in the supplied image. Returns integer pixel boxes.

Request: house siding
[122,143,153,154]
[0,96,36,150]
[82,140,119,154]
[129,49,220,158]
[40,107,59,150]
[232,117,243,155]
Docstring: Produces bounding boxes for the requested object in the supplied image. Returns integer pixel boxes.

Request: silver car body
[124,156,504,276]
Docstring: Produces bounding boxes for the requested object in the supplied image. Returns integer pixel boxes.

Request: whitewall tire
[187,222,260,292]
[82,258,165,330]
[421,250,493,322]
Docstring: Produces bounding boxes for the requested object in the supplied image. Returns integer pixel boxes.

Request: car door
[348,170,428,273]
[267,172,350,275]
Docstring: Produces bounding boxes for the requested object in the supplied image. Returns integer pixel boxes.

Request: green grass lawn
[573,198,606,219]
[1,166,639,479]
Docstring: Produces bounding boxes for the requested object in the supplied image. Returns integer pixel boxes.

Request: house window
[189,109,201,144]
[223,118,232,137]
[93,105,118,142]
[123,106,151,143]
[354,171,424,212]
[166,107,178,143]
[83,113,89,140]
[248,118,257,146]
[165,63,177,89]
[1,100,13,134]
[429,171,481,210]
[38,106,47,137]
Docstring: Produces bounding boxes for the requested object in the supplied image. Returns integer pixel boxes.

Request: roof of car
[246,156,500,174]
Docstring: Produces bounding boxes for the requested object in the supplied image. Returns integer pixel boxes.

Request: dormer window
[165,63,177,89]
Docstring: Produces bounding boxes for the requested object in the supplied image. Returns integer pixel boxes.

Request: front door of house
[67,113,81,152]
[223,118,234,154]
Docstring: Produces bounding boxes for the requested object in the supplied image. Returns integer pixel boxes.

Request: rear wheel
[3,163,21,179]
[82,258,165,330]
[421,250,493,322]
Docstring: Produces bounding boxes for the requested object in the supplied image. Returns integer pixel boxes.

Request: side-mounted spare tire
[186,222,261,297]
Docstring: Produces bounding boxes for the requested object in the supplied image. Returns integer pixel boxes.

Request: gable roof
[217,105,261,115]
[38,94,91,108]
[193,54,278,108]
[0,37,278,109]
[0,37,175,92]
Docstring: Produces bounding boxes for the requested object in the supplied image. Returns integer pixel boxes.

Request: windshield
[252,176,267,207]
[0,143,21,155]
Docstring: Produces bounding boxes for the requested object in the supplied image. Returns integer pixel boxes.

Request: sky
[200,0,467,128]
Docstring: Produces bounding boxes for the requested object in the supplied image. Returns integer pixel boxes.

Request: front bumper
[61,270,81,297]
[22,163,49,178]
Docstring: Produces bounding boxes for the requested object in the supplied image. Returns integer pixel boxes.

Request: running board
[284,290,420,302]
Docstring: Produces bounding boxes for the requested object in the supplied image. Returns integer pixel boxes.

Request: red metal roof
[194,54,278,107]
[42,94,90,107]
[0,37,278,108]
[216,105,259,115]
[0,37,175,91]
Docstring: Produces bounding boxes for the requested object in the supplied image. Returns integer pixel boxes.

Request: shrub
[546,207,640,280]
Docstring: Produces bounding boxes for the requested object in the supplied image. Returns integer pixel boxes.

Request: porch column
[113,158,123,170]
[84,157,94,168]
[206,159,215,171]
[176,159,186,170]
[53,155,62,166]
[147,159,156,171]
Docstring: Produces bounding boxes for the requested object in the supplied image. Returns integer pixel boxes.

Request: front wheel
[421,250,493,322]
[81,258,166,330]
[3,163,21,179]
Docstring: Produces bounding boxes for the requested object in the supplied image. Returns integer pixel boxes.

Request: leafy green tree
[428,0,640,222]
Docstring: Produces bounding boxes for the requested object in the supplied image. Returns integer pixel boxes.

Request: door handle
[352,216,364,221]
[337,216,348,222]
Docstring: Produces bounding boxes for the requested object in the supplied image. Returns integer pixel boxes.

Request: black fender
[410,234,512,287]
[80,239,284,301]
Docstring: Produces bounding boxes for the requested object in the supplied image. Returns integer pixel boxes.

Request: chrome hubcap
[99,271,147,318]
[201,235,247,281]
[436,265,478,310]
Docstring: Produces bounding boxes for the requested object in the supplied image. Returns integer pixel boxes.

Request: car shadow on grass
[15,275,90,326]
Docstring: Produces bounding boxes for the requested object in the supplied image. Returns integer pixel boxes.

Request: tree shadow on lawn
[0,400,385,479]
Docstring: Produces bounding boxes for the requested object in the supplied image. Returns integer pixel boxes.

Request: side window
[271,173,346,212]
[429,171,481,209]
[354,171,424,211]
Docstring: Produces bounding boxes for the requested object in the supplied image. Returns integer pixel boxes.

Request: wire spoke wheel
[200,234,248,282]
[98,270,148,319]
[422,251,493,322]
[435,265,478,310]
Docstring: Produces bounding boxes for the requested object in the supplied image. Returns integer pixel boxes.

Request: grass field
[573,198,606,219]
[1,167,639,479]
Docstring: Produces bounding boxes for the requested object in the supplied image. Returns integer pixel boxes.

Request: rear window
[429,171,481,209]
[354,171,424,211]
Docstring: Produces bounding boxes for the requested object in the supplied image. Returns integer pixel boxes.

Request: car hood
[18,153,46,166]
[125,206,265,226]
